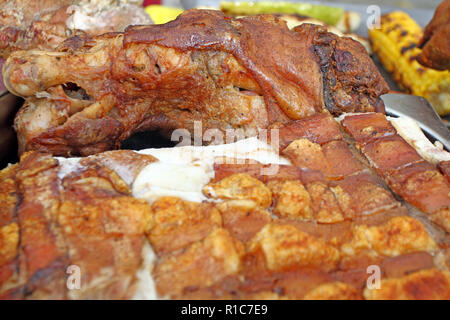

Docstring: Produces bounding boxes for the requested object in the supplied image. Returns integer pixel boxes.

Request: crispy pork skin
[3,10,388,156]
[0,151,155,299]
[0,112,449,299]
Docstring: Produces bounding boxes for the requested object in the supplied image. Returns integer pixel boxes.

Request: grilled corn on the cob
[369,11,450,115]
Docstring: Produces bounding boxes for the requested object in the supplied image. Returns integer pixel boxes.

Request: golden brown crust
[343,113,450,230]
[386,161,450,214]
[331,172,400,218]
[148,197,221,255]
[274,113,343,150]
[81,150,158,186]
[5,10,388,156]
[0,163,19,294]
[0,151,152,299]
[215,200,272,242]
[0,223,18,266]
[303,282,362,300]
[268,180,313,220]
[341,216,438,259]
[247,224,340,272]
[0,164,18,228]
[341,112,396,145]
[363,269,450,300]
[306,181,345,223]
[430,209,450,233]
[438,161,450,183]
[203,173,272,208]
[283,139,332,175]
[154,228,245,298]
[0,110,449,300]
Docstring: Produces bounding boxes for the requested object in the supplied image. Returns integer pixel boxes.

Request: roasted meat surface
[418,0,450,70]
[0,112,449,299]
[3,9,388,156]
[0,150,156,299]
[0,0,151,59]
[0,0,75,59]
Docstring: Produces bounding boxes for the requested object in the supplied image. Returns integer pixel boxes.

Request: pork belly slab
[0,113,448,300]
[3,9,388,156]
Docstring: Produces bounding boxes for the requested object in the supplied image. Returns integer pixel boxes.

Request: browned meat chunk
[0,151,152,299]
[386,161,450,214]
[148,197,222,255]
[341,112,396,144]
[438,160,450,183]
[274,113,343,150]
[361,135,422,174]
[322,140,364,178]
[418,0,450,70]
[330,172,399,217]
[3,10,388,156]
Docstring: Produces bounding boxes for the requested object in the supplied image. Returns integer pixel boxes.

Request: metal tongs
[382,93,450,151]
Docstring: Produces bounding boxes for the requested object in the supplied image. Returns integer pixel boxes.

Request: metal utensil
[381,93,450,150]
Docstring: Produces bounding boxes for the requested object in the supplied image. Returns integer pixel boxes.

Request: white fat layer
[137,137,289,165]
[55,138,289,300]
[132,137,291,204]
[335,112,369,123]
[132,241,159,300]
[338,113,450,164]
[35,91,52,99]
[67,7,109,30]
[133,161,213,203]
[56,157,82,180]
[66,1,150,32]
[389,116,450,164]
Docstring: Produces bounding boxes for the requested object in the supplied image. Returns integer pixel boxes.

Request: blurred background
[161,0,441,11]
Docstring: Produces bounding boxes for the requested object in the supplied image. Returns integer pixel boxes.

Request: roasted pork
[3,10,388,156]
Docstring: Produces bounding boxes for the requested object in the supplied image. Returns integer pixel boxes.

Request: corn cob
[369,11,450,115]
